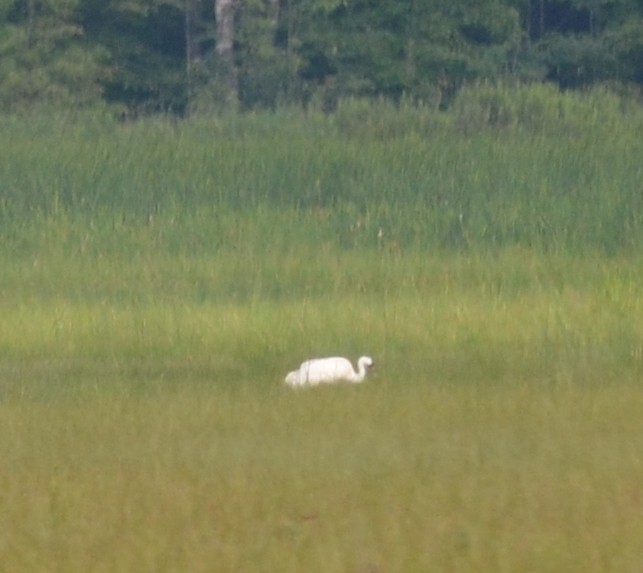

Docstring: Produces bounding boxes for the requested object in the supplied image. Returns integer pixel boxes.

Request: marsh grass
[2,368,643,572]
[2,88,643,571]
[2,249,643,572]
[1,87,643,252]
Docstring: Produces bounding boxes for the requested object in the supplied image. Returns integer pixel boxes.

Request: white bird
[284,356,374,387]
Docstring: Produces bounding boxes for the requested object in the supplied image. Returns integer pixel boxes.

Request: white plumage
[284,356,374,387]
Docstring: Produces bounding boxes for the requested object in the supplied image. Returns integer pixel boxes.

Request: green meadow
[2,87,643,571]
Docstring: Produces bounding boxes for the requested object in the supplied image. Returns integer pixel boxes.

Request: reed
[1,86,642,253]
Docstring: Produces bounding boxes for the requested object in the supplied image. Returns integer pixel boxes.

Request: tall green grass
[1,85,642,253]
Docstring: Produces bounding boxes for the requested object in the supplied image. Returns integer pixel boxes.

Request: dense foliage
[1,85,642,255]
[1,0,642,113]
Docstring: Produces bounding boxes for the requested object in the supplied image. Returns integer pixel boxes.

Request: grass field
[1,87,643,571]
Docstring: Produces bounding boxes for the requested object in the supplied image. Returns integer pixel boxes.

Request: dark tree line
[1,0,642,114]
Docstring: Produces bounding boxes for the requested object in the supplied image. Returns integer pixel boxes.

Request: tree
[79,0,188,114]
[0,0,108,112]
[607,17,643,85]
[214,0,237,106]
[1,0,641,114]
[508,0,643,89]
[283,0,520,108]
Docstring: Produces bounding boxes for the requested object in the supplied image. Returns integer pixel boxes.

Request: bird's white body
[285,356,374,387]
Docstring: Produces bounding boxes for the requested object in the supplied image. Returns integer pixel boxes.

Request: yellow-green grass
[2,250,643,572]
[3,249,643,385]
[2,363,643,572]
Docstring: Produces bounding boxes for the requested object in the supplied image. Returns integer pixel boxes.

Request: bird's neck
[353,361,366,382]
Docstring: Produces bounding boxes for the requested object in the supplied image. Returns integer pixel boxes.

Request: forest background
[1,0,643,114]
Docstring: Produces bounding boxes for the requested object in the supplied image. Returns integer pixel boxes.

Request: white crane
[284,356,374,387]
